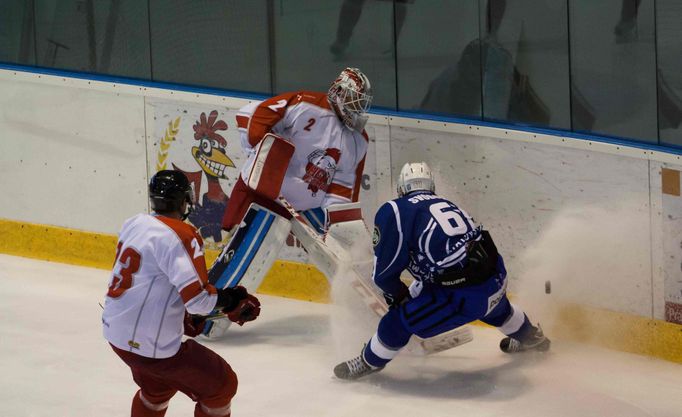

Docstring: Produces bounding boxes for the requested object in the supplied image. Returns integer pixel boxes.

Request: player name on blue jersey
[371,191,482,295]
[407,193,440,204]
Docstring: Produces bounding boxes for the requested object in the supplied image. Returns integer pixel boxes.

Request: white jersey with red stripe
[236,91,368,211]
[102,213,218,359]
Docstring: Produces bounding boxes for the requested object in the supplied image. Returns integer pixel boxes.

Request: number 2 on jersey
[190,237,203,259]
[267,99,288,113]
[107,244,142,298]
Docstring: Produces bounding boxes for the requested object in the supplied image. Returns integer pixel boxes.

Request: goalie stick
[278,197,473,355]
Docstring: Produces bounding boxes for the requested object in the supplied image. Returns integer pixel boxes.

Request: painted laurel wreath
[156,117,181,172]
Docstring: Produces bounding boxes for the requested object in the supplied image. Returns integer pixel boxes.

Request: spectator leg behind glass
[614,0,642,43]
[330,0,366,57]
[330,0,408,57]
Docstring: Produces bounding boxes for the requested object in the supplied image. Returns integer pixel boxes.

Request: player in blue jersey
[334,162,550,380]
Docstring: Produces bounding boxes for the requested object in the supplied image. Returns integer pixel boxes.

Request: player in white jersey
[102,170,260,417]
[203,68,373,338]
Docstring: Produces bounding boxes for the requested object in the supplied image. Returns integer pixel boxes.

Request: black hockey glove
[216,286,261,326]
[383,282,410,309]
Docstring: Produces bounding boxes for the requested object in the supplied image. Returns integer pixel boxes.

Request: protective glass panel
[34,0,151,79]
[656,0,682,148]
[149,0,271,94]
[273,0,396,110]
[0,0,36,65]
[569,0,657,142]
[396,0,480,118]
[482,0,570,129]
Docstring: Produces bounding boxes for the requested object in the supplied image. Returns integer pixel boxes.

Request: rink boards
[0,65,680,363]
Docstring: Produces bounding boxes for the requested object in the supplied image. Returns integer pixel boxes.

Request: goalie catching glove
[217,285,261,326]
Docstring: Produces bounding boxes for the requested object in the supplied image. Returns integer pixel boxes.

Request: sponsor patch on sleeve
[372,226,380,247]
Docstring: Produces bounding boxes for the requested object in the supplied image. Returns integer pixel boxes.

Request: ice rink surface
[1,253,681,417]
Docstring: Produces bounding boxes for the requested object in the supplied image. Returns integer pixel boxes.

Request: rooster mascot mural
[174,111,234,243]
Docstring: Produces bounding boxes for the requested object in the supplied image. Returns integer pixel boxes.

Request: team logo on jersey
[372,226,380,247]
[303,148,341,196]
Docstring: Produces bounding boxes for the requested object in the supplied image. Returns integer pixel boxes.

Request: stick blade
[406,326,474,355]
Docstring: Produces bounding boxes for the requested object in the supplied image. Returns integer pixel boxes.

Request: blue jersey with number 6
[371,191,481,296]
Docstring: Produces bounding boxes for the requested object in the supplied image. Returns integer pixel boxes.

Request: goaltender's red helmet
[328,67,372,132]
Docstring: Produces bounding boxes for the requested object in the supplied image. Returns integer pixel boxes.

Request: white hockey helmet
[328,67,372,132]
[397,162,435,197]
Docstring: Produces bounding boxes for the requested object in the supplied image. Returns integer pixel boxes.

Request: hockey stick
[347,262,473,355]
[277,197,473,355]
[196,310,230,321]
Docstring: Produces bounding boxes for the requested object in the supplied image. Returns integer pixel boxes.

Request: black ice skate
[500,325,551,353]
[334,354,383,380]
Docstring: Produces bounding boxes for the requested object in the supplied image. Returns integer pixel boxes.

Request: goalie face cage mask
[328,67,373,132]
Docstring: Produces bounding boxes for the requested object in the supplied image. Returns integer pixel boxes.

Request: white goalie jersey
[236,91,368,211]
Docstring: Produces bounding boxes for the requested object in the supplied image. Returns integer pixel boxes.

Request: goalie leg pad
[326,202,363,226]
[325,202,373,275]
[204,204,290,338]
[201,316,232,339]
[210,203,291,291]
[298,207,327,235]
